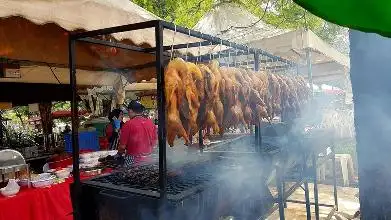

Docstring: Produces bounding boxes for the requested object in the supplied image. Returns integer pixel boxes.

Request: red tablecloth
[0,180,73,220]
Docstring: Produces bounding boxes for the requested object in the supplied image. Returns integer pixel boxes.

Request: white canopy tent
[249,29,350,87]
[194,3,350,89]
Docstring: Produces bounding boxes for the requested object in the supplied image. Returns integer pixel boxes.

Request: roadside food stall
[1,2,340,220]
[67,15,340,220]
[0,0,189,219]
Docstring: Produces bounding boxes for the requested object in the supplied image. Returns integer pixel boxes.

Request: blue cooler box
[64,131,99,153]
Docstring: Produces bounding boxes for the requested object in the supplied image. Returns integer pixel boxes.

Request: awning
[52,110,89,119]
[249,29,349,86]
[0,0,212,85]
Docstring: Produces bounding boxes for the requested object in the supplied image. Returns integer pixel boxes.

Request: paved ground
[267,183,359,220]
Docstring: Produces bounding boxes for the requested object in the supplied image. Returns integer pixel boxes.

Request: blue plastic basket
[64,131,99,153]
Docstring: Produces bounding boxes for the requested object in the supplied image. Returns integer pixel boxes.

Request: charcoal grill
[78,154,275,220]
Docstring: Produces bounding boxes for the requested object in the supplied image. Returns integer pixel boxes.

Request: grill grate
[91,160,238,196]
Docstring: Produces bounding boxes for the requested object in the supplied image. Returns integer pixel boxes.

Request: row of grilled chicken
[164,58,311,147]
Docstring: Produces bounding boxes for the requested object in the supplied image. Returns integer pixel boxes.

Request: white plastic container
[31,176,55,188]
[55,169,70,179]
[1,179,20,197]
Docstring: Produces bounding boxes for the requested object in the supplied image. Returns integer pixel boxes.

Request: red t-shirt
[119,116,157,156]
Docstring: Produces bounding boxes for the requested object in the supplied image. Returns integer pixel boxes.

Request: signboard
[28,103,39,113]
[138,95,156,109]
[4,68,21,78]
[0,62,21,78]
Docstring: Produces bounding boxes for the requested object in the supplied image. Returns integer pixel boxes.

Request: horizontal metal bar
[71,20,158,39]
[145,41,216,52]
[286,200,336,208]
[77,37,151,53]
[162,20,256,53]
[161,20,295,65]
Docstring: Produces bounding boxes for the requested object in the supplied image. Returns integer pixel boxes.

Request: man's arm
[118,123,130,154]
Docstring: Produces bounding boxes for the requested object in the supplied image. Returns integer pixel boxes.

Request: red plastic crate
[99,137,109,150]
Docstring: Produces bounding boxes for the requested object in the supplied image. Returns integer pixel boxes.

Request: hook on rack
[218,39,222,60]
[197,33,202,63]
[228,42,231,67]
[209,41,213,61]
[170,24,177,60]
[235,46,238,67]
[246,45,250,68]
[185,29,190,61]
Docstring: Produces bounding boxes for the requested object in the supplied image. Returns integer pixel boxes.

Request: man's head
[127,100,145,118]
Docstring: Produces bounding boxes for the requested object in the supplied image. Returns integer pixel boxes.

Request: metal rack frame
[69,20,297,219]
[274,141,339,220]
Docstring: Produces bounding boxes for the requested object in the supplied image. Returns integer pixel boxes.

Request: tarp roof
[249,29,350,86]
[194,3,350,86]
[0,0,212,85]
[194,3,288,44]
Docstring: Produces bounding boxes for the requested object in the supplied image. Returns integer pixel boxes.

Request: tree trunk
[350,30,391,219]
[39,102,53,151]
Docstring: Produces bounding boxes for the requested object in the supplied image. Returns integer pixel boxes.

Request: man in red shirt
[118,101,157,166]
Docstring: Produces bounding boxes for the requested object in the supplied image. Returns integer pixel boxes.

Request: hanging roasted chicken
[164,58,310,147]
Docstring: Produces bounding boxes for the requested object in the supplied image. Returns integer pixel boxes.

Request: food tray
[31,176,55,188]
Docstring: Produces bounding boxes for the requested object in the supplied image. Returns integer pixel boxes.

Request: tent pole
[69,36,81,220]
[156,21,167,203]
[306,48,313,95]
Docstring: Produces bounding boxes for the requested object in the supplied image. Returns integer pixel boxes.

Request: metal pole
[254,52,261,151]
[306,49,313,95]
[0,114,3,147]
[254,125,259,151]
[303,153,311,220]
[332,143,339,210]
[199,129,204,153]
[277,165,285,220]
[312,153,320,220]
[69,36,81,220]
[156,21,167,201]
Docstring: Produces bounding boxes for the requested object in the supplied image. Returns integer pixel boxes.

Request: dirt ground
[267,183,359,220]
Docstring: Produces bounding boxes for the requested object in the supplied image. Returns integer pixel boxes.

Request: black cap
[127,100,145,113]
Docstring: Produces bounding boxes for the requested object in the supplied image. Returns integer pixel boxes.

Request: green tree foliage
[132,0,347,52]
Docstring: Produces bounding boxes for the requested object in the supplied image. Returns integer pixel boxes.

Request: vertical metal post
[258,121,262,152]
[69,36,80,220]
[0,114,3,147]
[199,129,204,153]
[156,21,167,202]
[312,153,320,220]
[303,153,311,220]
[306,48,313,95]
[254,125,259,150]
[276,165,285,220]
[254,52,261,151]
[296,64,300,76]
[332,143,338,210]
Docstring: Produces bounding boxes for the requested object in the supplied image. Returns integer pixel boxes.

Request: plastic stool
[335,154,355,186]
